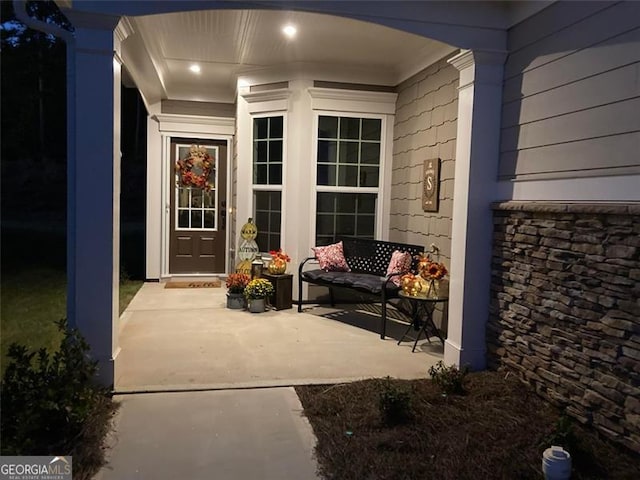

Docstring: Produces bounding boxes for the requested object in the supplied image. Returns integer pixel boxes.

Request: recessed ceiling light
[189,64,201,74]
[282,25,297,39]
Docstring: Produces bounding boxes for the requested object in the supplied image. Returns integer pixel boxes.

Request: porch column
[445,49,507,370]
[67,15,122,386]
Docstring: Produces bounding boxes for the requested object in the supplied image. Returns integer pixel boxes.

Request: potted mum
[225,273,250,309]
[244,278,275,313]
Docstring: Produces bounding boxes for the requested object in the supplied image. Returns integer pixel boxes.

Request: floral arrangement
[225,273,250,294]
[269,249,291,263]
[176,145,215,191]
[416,254,448,280]
[244,278,275,300]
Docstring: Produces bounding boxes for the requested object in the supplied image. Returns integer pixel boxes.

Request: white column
[445,49,506,370]
[67,17,122,386]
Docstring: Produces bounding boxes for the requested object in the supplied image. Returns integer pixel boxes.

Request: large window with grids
[316,115,382,245]
[253,115,283,251]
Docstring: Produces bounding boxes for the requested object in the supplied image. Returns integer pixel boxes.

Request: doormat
[164,280,221,289]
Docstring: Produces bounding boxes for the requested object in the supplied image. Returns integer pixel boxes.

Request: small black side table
[397,291,448,352]
[262,273,293,310]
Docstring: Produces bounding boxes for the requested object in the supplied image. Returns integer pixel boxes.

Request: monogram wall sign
[422,158,440,212]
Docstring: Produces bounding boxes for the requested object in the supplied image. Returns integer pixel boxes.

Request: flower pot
[267,258,287,275]
[226,292,246,309]
[248,298,266,313]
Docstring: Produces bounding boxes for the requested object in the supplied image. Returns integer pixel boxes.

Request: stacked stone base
[488,202,640,453]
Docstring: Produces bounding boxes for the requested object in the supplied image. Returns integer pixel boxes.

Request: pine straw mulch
[295,371,640,480]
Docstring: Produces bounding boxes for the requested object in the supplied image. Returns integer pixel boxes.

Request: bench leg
[329,287,335,307]
[380,301,387,339]
[298,277,303,312]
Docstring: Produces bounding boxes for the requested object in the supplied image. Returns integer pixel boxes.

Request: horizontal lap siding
[391,56,458,262]
[500,1,640,180]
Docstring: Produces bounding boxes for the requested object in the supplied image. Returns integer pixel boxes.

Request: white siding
[500,1,640,180]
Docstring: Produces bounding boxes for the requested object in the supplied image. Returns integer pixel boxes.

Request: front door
[169,139,227,274]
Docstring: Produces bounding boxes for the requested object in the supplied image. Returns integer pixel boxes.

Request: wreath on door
[175,145,215,191]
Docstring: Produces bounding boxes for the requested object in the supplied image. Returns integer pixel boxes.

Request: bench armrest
[298,256,317,277]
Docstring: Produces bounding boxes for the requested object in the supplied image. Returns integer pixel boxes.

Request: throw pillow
[312,241,351,272]
[386,250,412,286]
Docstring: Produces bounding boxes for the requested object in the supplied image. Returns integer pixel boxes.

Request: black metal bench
[297,237,424,339]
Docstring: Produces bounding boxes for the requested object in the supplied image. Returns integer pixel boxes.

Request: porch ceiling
[125,9,453,104]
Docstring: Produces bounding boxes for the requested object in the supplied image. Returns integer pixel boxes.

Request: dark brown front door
[169,138,227,274]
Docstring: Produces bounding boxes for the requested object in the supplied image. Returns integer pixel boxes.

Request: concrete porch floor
[115,282,443,392]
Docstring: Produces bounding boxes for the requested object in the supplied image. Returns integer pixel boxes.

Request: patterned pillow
[386,250,412,286]
[312,241,351,272]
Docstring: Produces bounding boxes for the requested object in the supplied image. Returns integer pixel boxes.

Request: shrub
[378,377,413,426]
[0,319,117,479]
[428,361,469,395]
[541,414,576,451]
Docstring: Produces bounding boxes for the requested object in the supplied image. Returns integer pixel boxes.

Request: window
[316,192,376,245]
[253,115,284,251]
[317,116,381,187]
[315,115,382,245]
[254,191,281,252]
[253,116,283,185]
[176,145,218,230]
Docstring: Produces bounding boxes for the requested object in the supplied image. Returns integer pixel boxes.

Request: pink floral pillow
[312,241,351,272]
[386,250,412,286]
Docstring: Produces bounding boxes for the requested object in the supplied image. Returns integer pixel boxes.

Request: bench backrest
[339,237,425,276]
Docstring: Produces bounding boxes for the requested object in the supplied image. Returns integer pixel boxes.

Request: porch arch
[55,1,508,384]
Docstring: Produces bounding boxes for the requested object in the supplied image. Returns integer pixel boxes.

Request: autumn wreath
[175,145,215,191]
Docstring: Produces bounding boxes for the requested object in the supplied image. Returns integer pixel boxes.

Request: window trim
[251,112,287,252]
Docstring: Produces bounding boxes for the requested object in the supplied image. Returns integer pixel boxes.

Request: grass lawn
[296,371,640,480]
[0,268,142,375]
[1,224,144,375]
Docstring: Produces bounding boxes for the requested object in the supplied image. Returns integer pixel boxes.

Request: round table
[397,290,448,352]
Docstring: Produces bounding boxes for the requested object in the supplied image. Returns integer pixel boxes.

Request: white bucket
[542,445,572,480]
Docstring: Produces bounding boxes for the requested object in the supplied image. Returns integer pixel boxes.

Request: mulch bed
[295,371,640,480]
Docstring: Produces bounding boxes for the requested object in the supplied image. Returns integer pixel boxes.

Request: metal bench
[297,237,424,339]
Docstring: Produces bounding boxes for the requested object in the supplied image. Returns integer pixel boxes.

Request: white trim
[154,114,235,136]
[114,17,134,44]
[241,89,291,114]
[308,88,397,115]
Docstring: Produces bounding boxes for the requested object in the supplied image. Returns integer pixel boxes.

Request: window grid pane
[254,191,282,252]
[317,116,381,188]
[253,116,283,185]
[315,193,376,245]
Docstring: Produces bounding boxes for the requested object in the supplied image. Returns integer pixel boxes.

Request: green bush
[378,377,413,426]
[541,414,576,451]
[1,319,116,478]
[428,361,470,395]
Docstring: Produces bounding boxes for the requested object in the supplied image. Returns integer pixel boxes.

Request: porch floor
[114,282,443,392]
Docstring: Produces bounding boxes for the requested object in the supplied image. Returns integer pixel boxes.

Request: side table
[397,291,448,352]
[262,273,293,310]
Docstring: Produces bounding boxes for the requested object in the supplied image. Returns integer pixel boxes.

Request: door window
[175,144,218,231]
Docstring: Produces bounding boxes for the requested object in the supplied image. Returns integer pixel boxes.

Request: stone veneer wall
[390,55,458,262]
[488,202,640,453]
